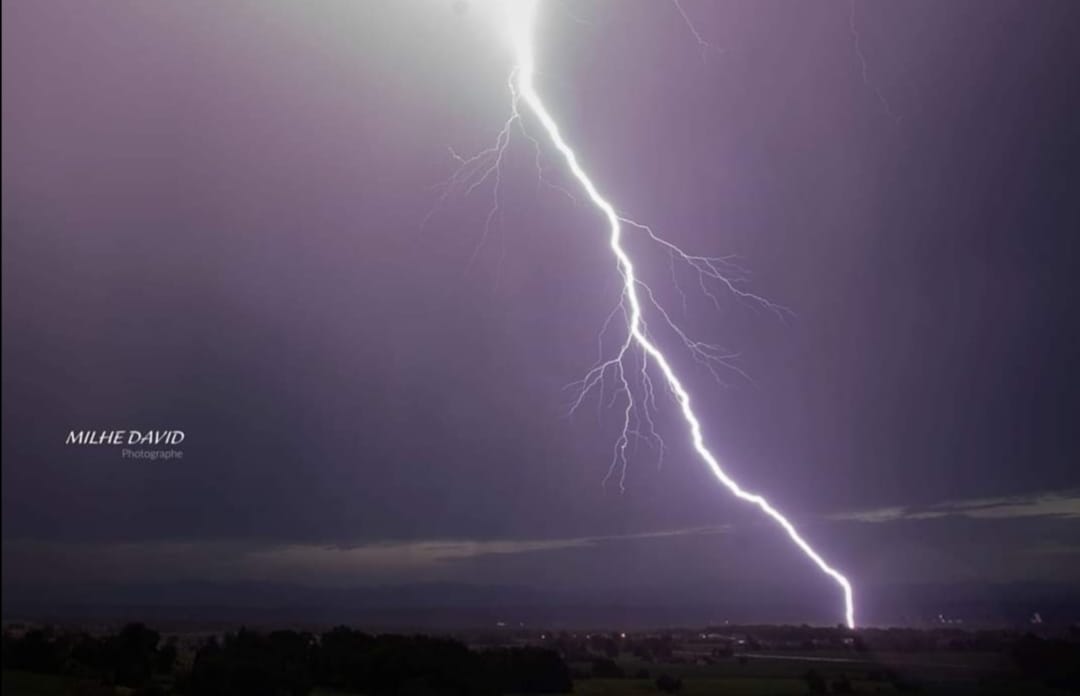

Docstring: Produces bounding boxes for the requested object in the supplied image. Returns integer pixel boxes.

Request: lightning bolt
[447,1,856,629]
[848,0,901,124]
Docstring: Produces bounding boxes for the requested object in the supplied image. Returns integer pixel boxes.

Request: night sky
[3,1,1079,625]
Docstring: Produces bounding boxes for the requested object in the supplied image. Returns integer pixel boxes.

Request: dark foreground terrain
[3,621,1079,695]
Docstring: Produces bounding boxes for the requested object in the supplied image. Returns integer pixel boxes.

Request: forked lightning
[441,1,856,629]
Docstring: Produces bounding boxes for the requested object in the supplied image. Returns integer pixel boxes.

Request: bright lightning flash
[453,1,856,630]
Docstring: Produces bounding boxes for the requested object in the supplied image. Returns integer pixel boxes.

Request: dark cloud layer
[3,1,1078,611]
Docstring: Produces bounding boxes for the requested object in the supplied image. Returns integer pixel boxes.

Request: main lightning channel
[507,1,855,629]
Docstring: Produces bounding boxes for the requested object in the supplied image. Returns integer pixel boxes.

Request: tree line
[3,623,573,695]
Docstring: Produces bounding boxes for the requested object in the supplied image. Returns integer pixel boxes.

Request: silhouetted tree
[655,673,682,693]
[111,623,160,687]
[803,668,827,694]
[484,647,572,693]
[184,629,314,696]
[590,657,624,679]
[4,629,64,674]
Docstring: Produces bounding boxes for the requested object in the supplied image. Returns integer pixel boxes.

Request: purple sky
[3,1,1079,624]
